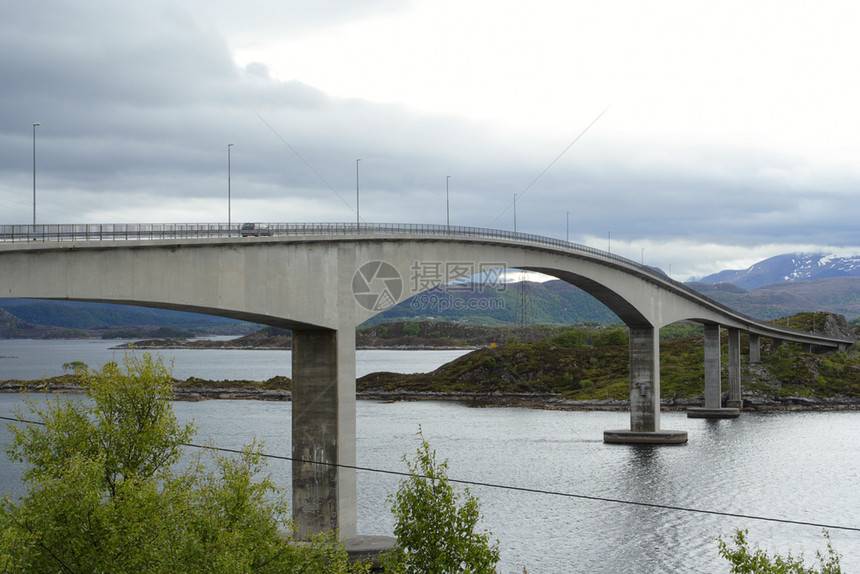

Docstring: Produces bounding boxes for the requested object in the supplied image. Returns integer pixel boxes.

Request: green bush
[383,431,500,573]
[718,529,842,573]
[403,323,421,337]
[551,329,588,348]
[593,327,628,346]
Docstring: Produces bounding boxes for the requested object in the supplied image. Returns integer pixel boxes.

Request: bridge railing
[0,221,643,268]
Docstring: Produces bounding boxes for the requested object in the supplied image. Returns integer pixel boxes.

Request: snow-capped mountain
[698,253,860,289]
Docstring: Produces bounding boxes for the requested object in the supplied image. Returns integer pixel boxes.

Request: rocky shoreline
[3,379,859,412]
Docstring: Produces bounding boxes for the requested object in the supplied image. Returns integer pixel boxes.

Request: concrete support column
[688,324,739,419]
[629,326,660,433]
[703,324,722,409]
[749,333,761,364]
[726,328,742,409]
[604,325,687,443]
[802,343,812,353]
[291,327,357,540]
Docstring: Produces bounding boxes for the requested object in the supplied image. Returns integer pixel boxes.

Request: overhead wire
[486,106,611,230]
[2,414,857,533]
[250,108,360,219]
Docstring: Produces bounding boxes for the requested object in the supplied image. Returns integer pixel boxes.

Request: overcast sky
[2,0,859,280]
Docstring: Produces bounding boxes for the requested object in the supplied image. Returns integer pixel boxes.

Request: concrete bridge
[0,222,853,539]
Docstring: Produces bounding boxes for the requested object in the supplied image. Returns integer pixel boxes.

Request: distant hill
[0,300,245,331]
[698,252,860,289]
[359,280,621,326]
[686,277,860,321]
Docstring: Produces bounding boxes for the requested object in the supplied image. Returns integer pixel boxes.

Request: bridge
[0,222,854,539]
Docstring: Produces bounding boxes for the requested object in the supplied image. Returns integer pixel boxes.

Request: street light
[356,159,361,230]
[227,144,234,233]
[566,211,570,242]
[513,194,517,233]
[446,176,450,230]
[33,122,40,230]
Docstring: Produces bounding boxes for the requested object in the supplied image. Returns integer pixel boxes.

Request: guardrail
[1,222,853,345]
[0,221,644,266]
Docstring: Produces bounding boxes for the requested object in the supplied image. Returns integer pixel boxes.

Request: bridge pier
[604,326,687,444]
[749,333,761,364]
[291,328,357,540]
[688,324,740,418]
[726,328,742,408]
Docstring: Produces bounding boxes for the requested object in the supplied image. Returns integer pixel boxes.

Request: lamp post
[356,159,361,230]
[513,194,517,233]
[446,176,450,230]
[227,144,234,233]
[566,211,570,242]
[33,122,40,230]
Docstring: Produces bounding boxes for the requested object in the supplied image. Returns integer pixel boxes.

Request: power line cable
[186,442,860,533]
[487,106,610,230]
[2,414,857,533]
[250,109,359,219]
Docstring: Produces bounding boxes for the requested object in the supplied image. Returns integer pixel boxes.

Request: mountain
[0,299,244,330]
[698,252,860,289]
[359,280,621,327]
[686,277,860,321]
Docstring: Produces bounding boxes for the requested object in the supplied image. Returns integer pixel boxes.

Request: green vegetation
[382,431,500,573]
[0,353,366,573]
[402,323,421,337]
[771,312,833,333]
[360,282,621,327]
[718,529,842,573]
[359,316,860,402]
[357,321,620,348]
[61,360,88,372]
[660,321,704,340]
[175,375,293,391]
[359,340,633,399]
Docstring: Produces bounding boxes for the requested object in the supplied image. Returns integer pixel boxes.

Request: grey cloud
[0,0,857,266]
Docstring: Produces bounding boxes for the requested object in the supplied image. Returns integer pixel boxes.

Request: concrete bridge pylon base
[603,429,688,444]
[686,407,741,419]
